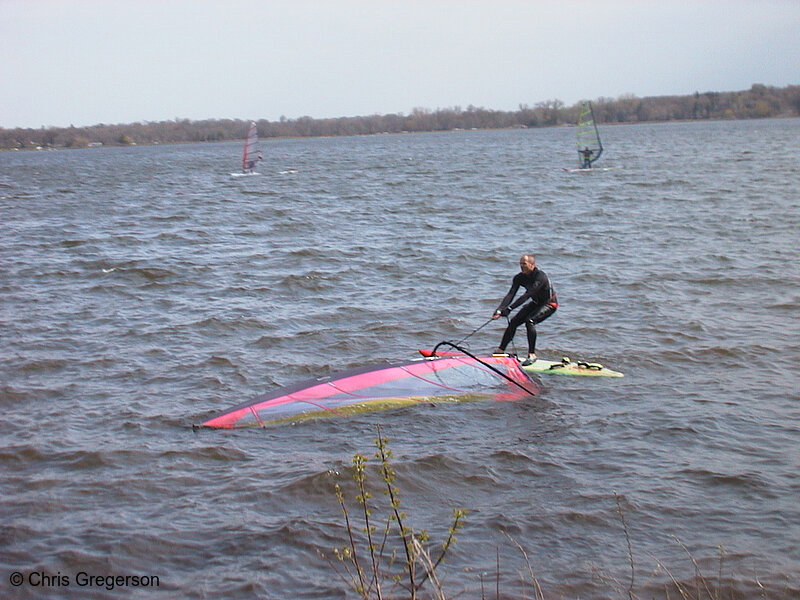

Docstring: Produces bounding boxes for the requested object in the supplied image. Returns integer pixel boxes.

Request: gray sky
[2,0,798,129]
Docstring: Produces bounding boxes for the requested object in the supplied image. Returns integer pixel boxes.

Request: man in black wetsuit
[579,146,594,168]
[492,254,558,365]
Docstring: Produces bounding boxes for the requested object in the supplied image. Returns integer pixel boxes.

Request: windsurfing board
[419,350,623,378]
[563,166,623,173]
[521,356,623,377]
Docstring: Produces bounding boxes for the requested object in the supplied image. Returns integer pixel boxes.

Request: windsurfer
[492,254,558,365]
[580,146,594,168]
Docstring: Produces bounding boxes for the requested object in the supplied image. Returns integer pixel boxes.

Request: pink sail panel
[202,354,537,428]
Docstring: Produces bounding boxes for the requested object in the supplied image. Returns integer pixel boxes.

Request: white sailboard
[232,121,263,176]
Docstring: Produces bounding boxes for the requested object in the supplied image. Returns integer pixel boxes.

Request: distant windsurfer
[580,146,594,168]
[492,254,558,365]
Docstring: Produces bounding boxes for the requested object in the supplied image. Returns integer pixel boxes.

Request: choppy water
[2,119,799,599]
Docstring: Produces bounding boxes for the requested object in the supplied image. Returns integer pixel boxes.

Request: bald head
[519,254,536,273]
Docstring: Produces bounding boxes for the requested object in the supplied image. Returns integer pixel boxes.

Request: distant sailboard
[200,350,537,428]
[231,121,263,177]
[568,101,606,171]
[563,166,622,173]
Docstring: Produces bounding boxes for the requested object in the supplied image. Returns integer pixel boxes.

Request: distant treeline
[3,84,798,151]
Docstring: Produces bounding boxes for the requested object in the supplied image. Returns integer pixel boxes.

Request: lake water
[2,119,799,599]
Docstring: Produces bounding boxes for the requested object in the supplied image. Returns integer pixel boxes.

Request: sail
[201,354,537,428]
[576,101,603,167]
[241,121,263,172]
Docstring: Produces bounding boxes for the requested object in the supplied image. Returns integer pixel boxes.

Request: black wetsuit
[495,268,558,354]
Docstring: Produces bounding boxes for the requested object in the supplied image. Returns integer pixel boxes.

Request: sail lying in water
[200,354,537,428]
[576,101,603,168]
[242,121,263,173]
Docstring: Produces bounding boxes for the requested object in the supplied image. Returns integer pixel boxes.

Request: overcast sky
[2,0,798,129]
